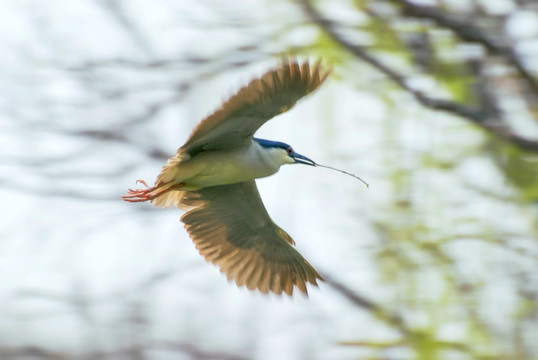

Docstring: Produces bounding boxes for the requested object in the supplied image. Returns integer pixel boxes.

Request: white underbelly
[181,148,279,189]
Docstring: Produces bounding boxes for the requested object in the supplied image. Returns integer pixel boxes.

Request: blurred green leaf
[494,142,538,200]
[362,18,409,58]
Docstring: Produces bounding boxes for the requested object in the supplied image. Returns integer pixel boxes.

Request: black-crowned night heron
[123,59,365,296]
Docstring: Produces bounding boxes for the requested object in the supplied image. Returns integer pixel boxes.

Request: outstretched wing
[179,59,330,157]
[180,181,322,296]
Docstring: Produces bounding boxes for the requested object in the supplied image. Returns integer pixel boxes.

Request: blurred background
[1,0,537,359]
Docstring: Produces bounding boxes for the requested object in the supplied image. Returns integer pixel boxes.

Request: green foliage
[352,0,368,10]
[296,1,538,359]
[362,18,410,58]
[300,32,355,76]
[432,59,476,104]
[494,142,538,201]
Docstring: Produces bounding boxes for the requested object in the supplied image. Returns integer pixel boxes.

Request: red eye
[287,148,292,155]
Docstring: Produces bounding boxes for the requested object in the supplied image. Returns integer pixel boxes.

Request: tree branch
[389,0,538,94]
[322,274,410,336]
[298,0,538,153]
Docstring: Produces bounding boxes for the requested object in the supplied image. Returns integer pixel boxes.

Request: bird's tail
[152,190,193,210]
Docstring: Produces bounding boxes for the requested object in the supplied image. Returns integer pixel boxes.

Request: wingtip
[276,56,331,80]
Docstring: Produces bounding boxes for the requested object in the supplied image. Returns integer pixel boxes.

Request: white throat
[252,141,294,172]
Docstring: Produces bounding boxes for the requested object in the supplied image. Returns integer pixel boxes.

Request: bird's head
[254,138,315,166]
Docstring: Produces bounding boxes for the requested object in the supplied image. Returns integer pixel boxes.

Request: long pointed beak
[290,151,316,166]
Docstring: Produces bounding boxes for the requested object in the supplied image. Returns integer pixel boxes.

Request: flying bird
[123,59,331,296]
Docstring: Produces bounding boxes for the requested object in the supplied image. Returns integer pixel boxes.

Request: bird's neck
[250,141,290,174]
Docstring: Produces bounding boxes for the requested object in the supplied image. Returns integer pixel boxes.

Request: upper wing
[180,181,322,296]
[179,59,330,157]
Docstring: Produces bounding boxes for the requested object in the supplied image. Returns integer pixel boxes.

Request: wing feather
[179,59,330,157]
[179,181,322,296]
[150,59,330,193]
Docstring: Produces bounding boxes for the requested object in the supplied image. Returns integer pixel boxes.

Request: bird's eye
[287,148,292,155]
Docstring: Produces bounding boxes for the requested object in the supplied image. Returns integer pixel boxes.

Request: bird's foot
[122,179,156,202]
[122,180,184,203]
[135,179,150,188]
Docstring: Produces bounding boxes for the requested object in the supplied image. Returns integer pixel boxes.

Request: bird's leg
[122,180,184,203]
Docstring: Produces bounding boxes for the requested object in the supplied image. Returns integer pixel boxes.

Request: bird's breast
[182,144,281,189]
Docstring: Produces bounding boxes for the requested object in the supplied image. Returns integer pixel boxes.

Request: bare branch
[321,274,410,335]
[297,0,538,153]
[388,0,538,94]
[322,274,475,354]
